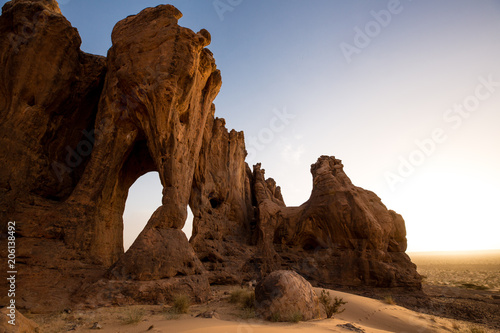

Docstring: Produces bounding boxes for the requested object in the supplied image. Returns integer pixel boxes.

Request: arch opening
[184,206,194,241]
[123,171,162,251]
[123,171,194,251]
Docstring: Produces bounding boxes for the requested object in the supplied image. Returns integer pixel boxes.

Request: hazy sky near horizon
[3,0,499,252]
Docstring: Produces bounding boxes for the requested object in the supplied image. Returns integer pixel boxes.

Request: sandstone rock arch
[0,0,421,312]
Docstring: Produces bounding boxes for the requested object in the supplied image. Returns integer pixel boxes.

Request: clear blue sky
[4,0,500,252]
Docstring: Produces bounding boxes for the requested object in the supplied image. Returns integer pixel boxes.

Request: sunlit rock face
[0,0,219,311]
[0,0,420,313]
[251,156,420,289]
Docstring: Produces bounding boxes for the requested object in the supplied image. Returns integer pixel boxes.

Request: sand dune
[62,287,457,333]
[315,288,440,333]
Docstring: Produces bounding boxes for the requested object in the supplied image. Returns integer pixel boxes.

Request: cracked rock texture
[255,270,320,321]
[0,0,421,313]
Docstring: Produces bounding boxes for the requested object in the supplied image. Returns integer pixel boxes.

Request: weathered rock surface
[191,155,421,289]
[252,156,421,289]
[189,117,256,284]
[255,270,320,321]
[0,308,39,333]
[0,0,421,313]
[0,0,107,313]
[0,0,219,311]
[74,274,210,308]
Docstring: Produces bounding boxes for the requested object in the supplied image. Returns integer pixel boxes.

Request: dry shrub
[229,288,246,304]
[318,289,346,319]
[384,295,396,305]
[229,288,255,309]
[171,294,191,314]
[122,308,145,325]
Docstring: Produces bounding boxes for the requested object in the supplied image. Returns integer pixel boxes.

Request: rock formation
[252,156,420,289]
[255,270,320,321]
[0,308,39,332]
[0,0,219,311]
[0,0,108,313]
[189,117,256,285]
[0,0,421,313]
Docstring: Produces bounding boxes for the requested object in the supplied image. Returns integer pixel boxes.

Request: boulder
[255,270,320,321]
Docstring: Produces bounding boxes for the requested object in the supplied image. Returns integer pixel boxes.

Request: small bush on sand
[318,289,346,319]
[241,291,255,309]
[384,295,396,305]
[229,288,255,309]
[172,294,191,314]
[230,288,255,319]
[229,288,246,304]
[122,308,145,325]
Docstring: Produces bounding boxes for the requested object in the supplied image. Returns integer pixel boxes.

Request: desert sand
[30,286,487,333]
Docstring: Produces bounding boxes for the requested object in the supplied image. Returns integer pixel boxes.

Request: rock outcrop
[0,0,421,313]
[0,0,219,311]
[252,156,420,289]
[0,308,39,333]
[0,0,108,313]
[189,117,256,285]
[255,270,320,321]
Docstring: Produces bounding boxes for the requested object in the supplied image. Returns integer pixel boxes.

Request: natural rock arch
[0,0,421,312]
